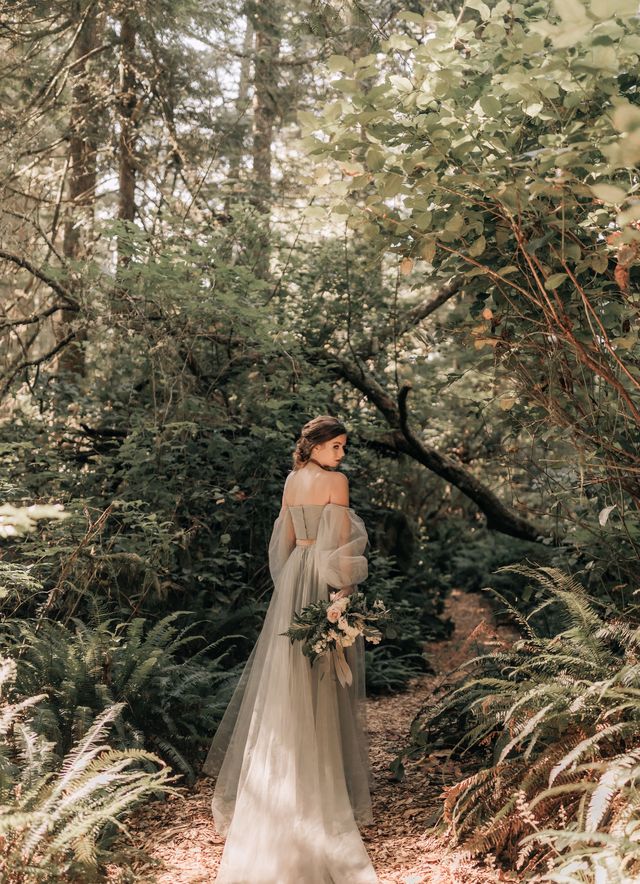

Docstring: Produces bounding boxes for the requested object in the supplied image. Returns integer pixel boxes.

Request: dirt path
[108,588,520,883]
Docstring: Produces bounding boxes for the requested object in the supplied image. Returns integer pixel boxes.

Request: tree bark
[58,1,103,375]
[225,13,253,216]
[117,8,138,249]
[249,0,281,280]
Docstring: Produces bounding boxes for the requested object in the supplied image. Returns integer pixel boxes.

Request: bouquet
[281,591,393,687]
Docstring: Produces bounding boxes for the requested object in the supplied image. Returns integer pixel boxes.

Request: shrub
[395,565,640,878]
[0,656,175,883]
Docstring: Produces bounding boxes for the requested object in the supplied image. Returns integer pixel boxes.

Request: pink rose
[327,604,341,623]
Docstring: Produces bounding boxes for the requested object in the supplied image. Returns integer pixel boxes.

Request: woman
[202,415,378,883]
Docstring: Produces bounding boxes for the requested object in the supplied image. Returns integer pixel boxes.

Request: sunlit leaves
[590,183,628,204]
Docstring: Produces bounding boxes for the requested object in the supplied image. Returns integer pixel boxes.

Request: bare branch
[0,249,77,305]
[0,331,76,400]
[315,347,549,543]
[0,303,77,332]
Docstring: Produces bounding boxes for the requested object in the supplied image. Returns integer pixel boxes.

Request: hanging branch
[310,347,548,543]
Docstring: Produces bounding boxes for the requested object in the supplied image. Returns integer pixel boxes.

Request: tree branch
[0,332,76,399]
[0,302,77,331]
[318,348,549,543]
[359,274,465,358]
[397,383,547,542]
[0,249,77,306]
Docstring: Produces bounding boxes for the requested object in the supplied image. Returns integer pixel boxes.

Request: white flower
[338,616,360,639]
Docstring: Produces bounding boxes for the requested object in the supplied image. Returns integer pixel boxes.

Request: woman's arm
[329,473,354,600]
[278,470,294,516]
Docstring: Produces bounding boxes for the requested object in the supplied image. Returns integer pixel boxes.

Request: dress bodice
[288,504,328,541]
[268,502,367,589]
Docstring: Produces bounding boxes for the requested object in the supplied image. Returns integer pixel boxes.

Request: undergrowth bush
[395,564,640,880]
[363,549,440,694]
[0,656,175,883]
[0,608,242,784]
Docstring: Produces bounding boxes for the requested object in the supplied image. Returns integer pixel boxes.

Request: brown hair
[292,415,347,471]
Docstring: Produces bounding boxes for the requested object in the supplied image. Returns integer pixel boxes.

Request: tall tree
[59,1,105,375]
[249,0,281,279]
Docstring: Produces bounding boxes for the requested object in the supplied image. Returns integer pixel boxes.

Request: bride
[202,415,379,883]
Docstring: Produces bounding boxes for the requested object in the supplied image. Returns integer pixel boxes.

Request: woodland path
[108,588,520,884]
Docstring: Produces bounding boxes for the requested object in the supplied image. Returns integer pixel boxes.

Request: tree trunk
[58,2,103,376]
[250,0,281,280]
[117,8,138,252]
[225,13,253,217]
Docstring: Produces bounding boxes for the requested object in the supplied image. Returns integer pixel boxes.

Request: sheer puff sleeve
[313,504,369,595]
[267,507,296,587]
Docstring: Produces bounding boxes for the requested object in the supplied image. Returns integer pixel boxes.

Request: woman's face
[312,434,347,468]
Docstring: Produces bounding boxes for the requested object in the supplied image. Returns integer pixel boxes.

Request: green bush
[395,564,640,879]
[0,656,175,883]
[0,604,243,784]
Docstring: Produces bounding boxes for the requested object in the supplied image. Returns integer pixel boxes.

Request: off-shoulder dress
[202,501,378,883]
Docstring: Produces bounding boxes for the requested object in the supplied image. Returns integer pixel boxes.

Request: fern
[0,610,243,780]
[0,655,177,882]
[398,565,640,879]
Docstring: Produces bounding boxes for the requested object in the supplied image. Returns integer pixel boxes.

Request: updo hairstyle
[292,415,347,471]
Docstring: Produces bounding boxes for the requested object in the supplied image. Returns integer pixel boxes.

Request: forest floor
[108,588,521,884]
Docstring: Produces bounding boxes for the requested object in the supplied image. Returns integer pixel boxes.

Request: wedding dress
[202,501,379,884]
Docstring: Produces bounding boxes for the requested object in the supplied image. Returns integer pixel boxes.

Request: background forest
[1,0,639,881]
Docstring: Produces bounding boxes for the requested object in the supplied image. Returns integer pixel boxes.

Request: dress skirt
[202,504,378,884]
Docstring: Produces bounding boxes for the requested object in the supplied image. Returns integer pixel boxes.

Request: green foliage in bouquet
[281,591,393,665]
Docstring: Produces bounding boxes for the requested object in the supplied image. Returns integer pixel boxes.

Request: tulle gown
[202,502,379,884]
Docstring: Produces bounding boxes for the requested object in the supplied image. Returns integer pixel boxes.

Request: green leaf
[327,55,354,74]
[413,210,433,231]
[297,110,319,130]
[468,235,486,257]
[389,75,413,92]
[617,203,640,225]
[554,0,587,22]
[524,102,544,117]
[446,213,464,233]
[590,183,627,204]
[387,34,418,51]
[467,0,491,18]
[589,253,609,273]
[612,101,640,134]
[592,0,639,17]
[379,173,404,198]
[613,331,638,349]
[545,273,569,290]
[365,147,386,171]
[479,95,502,116]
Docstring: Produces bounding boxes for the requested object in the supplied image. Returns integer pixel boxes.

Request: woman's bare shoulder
[328,471,349,505]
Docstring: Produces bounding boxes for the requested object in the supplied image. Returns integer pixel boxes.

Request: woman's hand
[330,586,353,601]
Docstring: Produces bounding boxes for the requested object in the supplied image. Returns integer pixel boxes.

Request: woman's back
[283,463,348,508]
